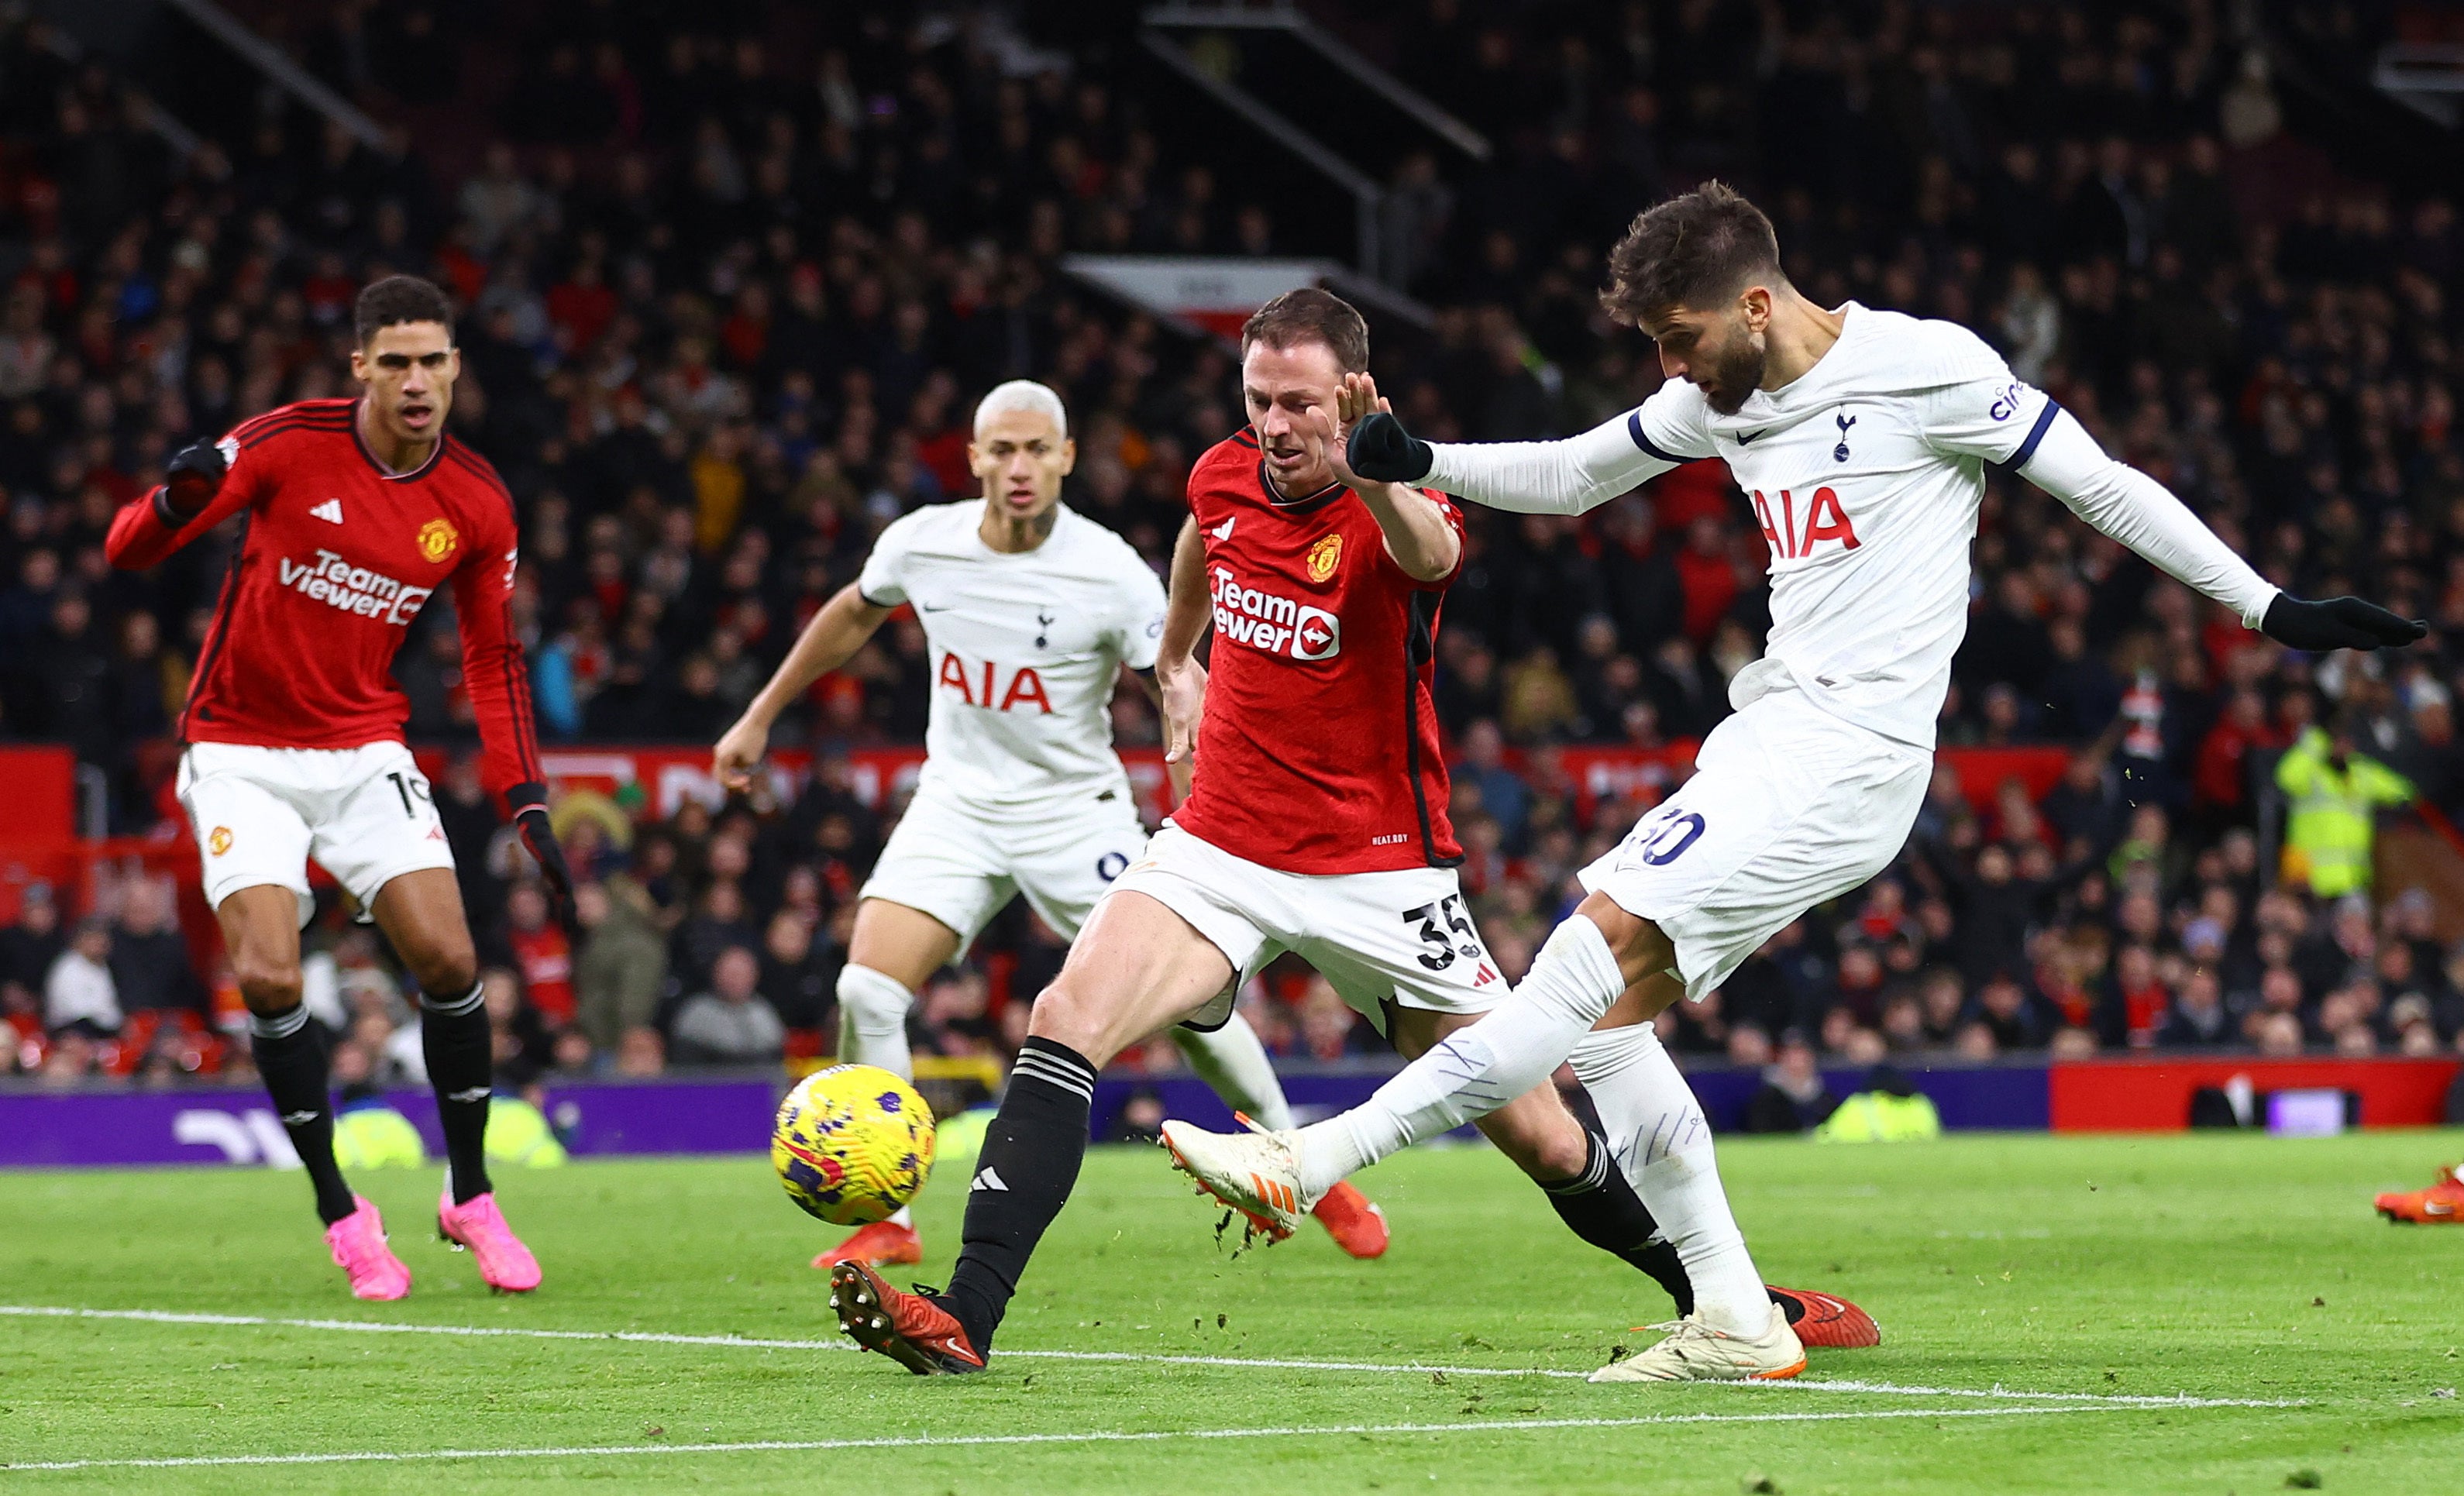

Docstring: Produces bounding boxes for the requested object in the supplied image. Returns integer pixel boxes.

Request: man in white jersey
[1164,183,2426,1382]
[715,379,1391,1267]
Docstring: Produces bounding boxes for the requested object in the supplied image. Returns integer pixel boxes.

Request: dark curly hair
[1599,181,1784,327]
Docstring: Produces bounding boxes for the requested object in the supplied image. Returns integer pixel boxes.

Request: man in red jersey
[105,277,568,1301]
[831,290,1865,1374]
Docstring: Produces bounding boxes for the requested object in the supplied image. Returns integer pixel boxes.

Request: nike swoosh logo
[919,604,952,613]
[1736,429,1769,445]
[2428,1202,2455,1216]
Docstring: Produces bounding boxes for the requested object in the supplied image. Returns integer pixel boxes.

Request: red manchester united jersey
[1168,430,1464,874]
[105,399,543,806]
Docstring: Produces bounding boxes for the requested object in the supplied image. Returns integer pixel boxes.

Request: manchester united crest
[1306,532,1342,583]
[418,517,459,563]
[207,826,232,856]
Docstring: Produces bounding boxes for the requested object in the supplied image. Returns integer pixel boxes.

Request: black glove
[158,439,229,522]
[2259,594,2428,652]
[1347,410,1435,484]
[508,782,576,927]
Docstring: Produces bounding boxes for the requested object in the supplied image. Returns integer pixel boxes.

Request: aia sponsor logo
[1748,486,1862,563]
[936,652,1054,713]
[1209,565,1340,661]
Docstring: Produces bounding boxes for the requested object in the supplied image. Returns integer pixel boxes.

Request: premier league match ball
[771,1064,937,1225]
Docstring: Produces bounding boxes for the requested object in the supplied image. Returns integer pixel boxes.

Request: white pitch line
[4,1402,2257,1474]
[0,1305,2304,1410]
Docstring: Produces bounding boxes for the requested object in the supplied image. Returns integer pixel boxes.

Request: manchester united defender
[105,276,571,1300]
[711,379,1390,1269]
[828,290,1868,1374]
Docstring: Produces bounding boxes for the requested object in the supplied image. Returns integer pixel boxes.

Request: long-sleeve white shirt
[1422,303,2276,748]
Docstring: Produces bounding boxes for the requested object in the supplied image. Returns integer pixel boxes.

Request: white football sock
[836,964,916,1081]
[1292,915,1628,1199]
[1172,1013,1295,1132]
[1571,1022,1769,1336]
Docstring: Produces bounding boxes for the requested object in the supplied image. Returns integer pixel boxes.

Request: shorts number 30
[1638,810,1705,865]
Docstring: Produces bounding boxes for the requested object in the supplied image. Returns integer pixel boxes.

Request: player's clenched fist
[713,714,769,791]
[161,438,231,519]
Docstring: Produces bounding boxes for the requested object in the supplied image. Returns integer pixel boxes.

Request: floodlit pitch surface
[2,1130,2459,1492]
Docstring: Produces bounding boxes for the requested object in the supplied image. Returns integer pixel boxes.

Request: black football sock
[1537,1127,1697,1316]
[421,981,494,1205]
[938,1036,1096,1356]
[251,1005,356,1226]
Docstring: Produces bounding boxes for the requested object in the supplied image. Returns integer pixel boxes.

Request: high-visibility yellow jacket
[2275,728,2414,896]
[1813,1091,1942,1143]
[332,1104,427,1169]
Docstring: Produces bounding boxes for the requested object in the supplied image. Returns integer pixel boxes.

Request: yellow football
[770,1064,936,1225]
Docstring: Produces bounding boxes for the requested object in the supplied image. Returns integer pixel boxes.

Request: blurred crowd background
[3,1,2462,1109]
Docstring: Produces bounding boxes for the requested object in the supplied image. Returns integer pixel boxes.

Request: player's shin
[1171,1013,1294,1130]
[938,1035,1097,1356]
[837,965,917,1079]
[251,1004,357,1225]
[1571,1023,1769,1335]
[421,980,494,1205]
[1291,917,1628,1198]
[1537,1126,1695,1315]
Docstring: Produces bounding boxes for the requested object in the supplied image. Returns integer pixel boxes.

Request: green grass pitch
[3,1130,2461,1492]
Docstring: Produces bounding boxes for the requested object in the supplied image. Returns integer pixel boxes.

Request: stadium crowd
[2,2,2462,1103]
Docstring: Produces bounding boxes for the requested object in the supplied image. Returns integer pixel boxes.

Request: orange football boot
[1766,1285,1881,1348]
[1636,1287,1882,1349]
[828,1261,985,1374]
[2375,1163,2464,1224]
[812,1218,924,1270]
[1310,1181,1390,1259]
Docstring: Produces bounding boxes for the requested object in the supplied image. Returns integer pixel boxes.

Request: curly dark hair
[1600,181,1784,327]
[353,274,455,346]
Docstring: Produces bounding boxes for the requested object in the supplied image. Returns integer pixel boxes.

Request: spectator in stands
[0,885,63,998]
[108,879,203,1018]
[669,945,784,1066]
[572,875,669,1054]
[614,1025,667,1078]
[2275,720,2416,898]
[44,918,119,1038]
[1743,1032,1837,1134]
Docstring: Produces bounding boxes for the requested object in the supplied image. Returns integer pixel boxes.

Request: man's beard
[1700,334,1767,415]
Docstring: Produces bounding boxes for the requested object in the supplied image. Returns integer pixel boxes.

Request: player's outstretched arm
[2013,408,2426,651]
[1157,516,1210,804]
[714,583,893,790]
[105,439,256,570]
[1344,400,1678,518]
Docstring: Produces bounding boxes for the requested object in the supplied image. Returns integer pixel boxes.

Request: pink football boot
[325,1195,412,1301]
[436,1191,542,1292]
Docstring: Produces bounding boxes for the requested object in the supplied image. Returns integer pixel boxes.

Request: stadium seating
[0,2,2459,1099]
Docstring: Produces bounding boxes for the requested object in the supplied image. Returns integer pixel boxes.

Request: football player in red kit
[829,289,1868,1374]
[105,276,570,1300]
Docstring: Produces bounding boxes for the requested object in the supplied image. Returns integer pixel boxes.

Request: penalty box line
[0,1305,2304,1411]
[3,1403,2257,1474]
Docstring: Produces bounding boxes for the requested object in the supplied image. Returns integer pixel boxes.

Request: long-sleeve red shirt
[106,398,544,809]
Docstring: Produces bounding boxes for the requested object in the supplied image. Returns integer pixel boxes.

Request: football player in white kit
[1164,183,2426,1381]
[715,380,1390,1267]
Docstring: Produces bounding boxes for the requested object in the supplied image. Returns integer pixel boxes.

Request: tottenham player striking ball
[772,1065,937,1226]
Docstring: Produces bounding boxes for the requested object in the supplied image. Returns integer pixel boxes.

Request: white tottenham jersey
[1424,303,2276,750]
[858,499,1165,806]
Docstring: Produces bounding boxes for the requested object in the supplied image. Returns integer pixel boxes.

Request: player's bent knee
[232,954,304,1013]
[1022,981,1110,1063]
[400,937,477,1002]
[1477,1095,1590,1183]
[838,964,914,1035]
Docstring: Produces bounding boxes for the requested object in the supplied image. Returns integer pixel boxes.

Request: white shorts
[177,741,456,918]
[1107,824,1507,1033]
[859,782,1153,948]
[1580,687,1930,1002]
